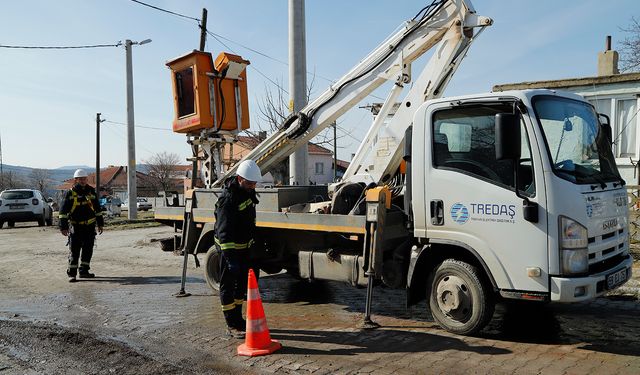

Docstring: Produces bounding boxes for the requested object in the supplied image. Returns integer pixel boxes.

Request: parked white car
[122,197,152,211]
[0,189,53,228]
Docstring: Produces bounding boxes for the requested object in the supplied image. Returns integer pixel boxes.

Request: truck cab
[408,89,632,333]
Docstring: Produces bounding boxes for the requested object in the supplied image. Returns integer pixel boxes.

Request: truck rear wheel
[428,259,494,335]
[203,245,222,292]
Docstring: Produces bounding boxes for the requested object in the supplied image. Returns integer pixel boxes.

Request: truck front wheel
[203,245,222,292]
[428,259,494,335]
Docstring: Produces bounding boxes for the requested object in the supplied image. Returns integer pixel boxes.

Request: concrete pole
[96,113,102,198]
[125,40,138,219]
[288,0,308,185]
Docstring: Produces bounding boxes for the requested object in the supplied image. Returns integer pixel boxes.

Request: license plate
[9,205,21,210]
[606,268,629,290]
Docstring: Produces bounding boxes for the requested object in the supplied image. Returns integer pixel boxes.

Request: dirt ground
[1,223,640,374]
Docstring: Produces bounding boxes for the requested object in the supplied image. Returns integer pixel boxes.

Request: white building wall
[307,154,334,185]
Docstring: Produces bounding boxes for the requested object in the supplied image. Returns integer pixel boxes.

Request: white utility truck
[156,0,632,335]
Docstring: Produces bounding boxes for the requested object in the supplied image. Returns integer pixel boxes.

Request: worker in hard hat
[214,159,261,338]
[59,169,104,282]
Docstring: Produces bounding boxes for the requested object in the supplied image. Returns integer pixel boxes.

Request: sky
[1,0,639,170]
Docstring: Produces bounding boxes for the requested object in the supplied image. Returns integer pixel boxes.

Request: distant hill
[1,164,86,196]
[1,164,154,196]
[56,165,93,170]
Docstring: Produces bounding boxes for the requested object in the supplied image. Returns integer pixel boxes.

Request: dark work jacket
[214,177,258,251]
[59,184,104,231]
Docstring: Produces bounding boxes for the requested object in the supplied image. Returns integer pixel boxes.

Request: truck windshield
[533,95,621,185]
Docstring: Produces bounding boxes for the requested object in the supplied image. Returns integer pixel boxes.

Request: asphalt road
[1,224,639,374]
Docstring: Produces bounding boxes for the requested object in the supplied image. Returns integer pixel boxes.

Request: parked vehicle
[123,197,152,211]
[0,189,53,227]
[156,0,631,336]
[137,198,152,211]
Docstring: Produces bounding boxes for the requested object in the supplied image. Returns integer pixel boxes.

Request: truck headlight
[559,216,588,275]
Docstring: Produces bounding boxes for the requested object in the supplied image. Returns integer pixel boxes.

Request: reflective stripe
[221,303,236,312]
[95,212,103,217]
[68,264,78,269]
[247,318,267,333]
[70,217,96,225]
[238,198,253,211]
[215,237,254,250]
[80,261,90,266]
[247,288,261,301]
[58,214,68,219]
[234,299,244,306]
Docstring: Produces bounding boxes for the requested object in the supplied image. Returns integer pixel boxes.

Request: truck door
[423,101,549,293]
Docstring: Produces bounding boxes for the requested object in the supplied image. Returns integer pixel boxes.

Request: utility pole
[189,7,208,190]
[288,0,308,185]
[124,38,151,219]
[199,8,208,51]
[333,122,337,182]
[96,113,105,199]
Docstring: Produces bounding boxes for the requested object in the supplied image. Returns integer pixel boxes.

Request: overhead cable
[104,120,171,132]
[129,0,200,22]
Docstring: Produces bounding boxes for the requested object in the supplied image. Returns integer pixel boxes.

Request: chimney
[598,35,619,76]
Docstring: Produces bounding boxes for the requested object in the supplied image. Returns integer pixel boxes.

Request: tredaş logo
[450,203,469,224]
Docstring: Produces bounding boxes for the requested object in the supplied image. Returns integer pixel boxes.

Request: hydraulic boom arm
[214,0,491,188]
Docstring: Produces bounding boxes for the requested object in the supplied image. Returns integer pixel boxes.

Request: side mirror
[598,113,612,144]
[495,113,521,160]
[46,198,53,203]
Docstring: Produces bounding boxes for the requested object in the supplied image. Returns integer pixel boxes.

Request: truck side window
[432,105,535,197]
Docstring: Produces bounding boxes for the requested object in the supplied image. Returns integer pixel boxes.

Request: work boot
[231,306,246,331]
[68,276,77,283]
[78,272,95,278]
[226,327,245,339]
[232,317,246,332]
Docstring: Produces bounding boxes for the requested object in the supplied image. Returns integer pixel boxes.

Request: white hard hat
[74,169,88,178]
[236,160,262,182]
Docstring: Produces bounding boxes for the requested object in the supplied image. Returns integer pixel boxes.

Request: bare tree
[620,17,640,72]
[144,152,182,193]
[30,169,51,195]
[252,74,346,184]
[0,171,26,190]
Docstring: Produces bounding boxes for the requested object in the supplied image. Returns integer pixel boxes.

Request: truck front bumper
[550,256,633,302]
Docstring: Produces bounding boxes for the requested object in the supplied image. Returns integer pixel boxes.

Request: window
[175,67,195,117]
[617,99,637,157]
[433,103,535,196]
[588,97,638,158]
[315,162,324,175]
[1,190,34,199]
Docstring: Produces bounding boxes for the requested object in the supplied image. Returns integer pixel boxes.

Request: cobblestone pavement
[1,225,640,374]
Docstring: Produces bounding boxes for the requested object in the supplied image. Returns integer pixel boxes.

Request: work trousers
[67,225,96,276]
[219,248,250,328]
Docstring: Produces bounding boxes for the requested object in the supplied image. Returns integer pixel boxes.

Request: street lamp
[124,38,151,219]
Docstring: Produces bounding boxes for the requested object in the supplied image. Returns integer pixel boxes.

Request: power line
[129,2,386,103]
[207,30,337,84]
[0,42,122,49]
[101,122,158,156]
[206,31,286,94]
[129,0,200,22]
[103,120,171,132]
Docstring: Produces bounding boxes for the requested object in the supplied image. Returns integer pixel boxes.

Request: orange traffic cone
[237,269,282,357]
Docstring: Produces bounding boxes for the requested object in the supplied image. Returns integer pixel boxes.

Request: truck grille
[587,228,628,275]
